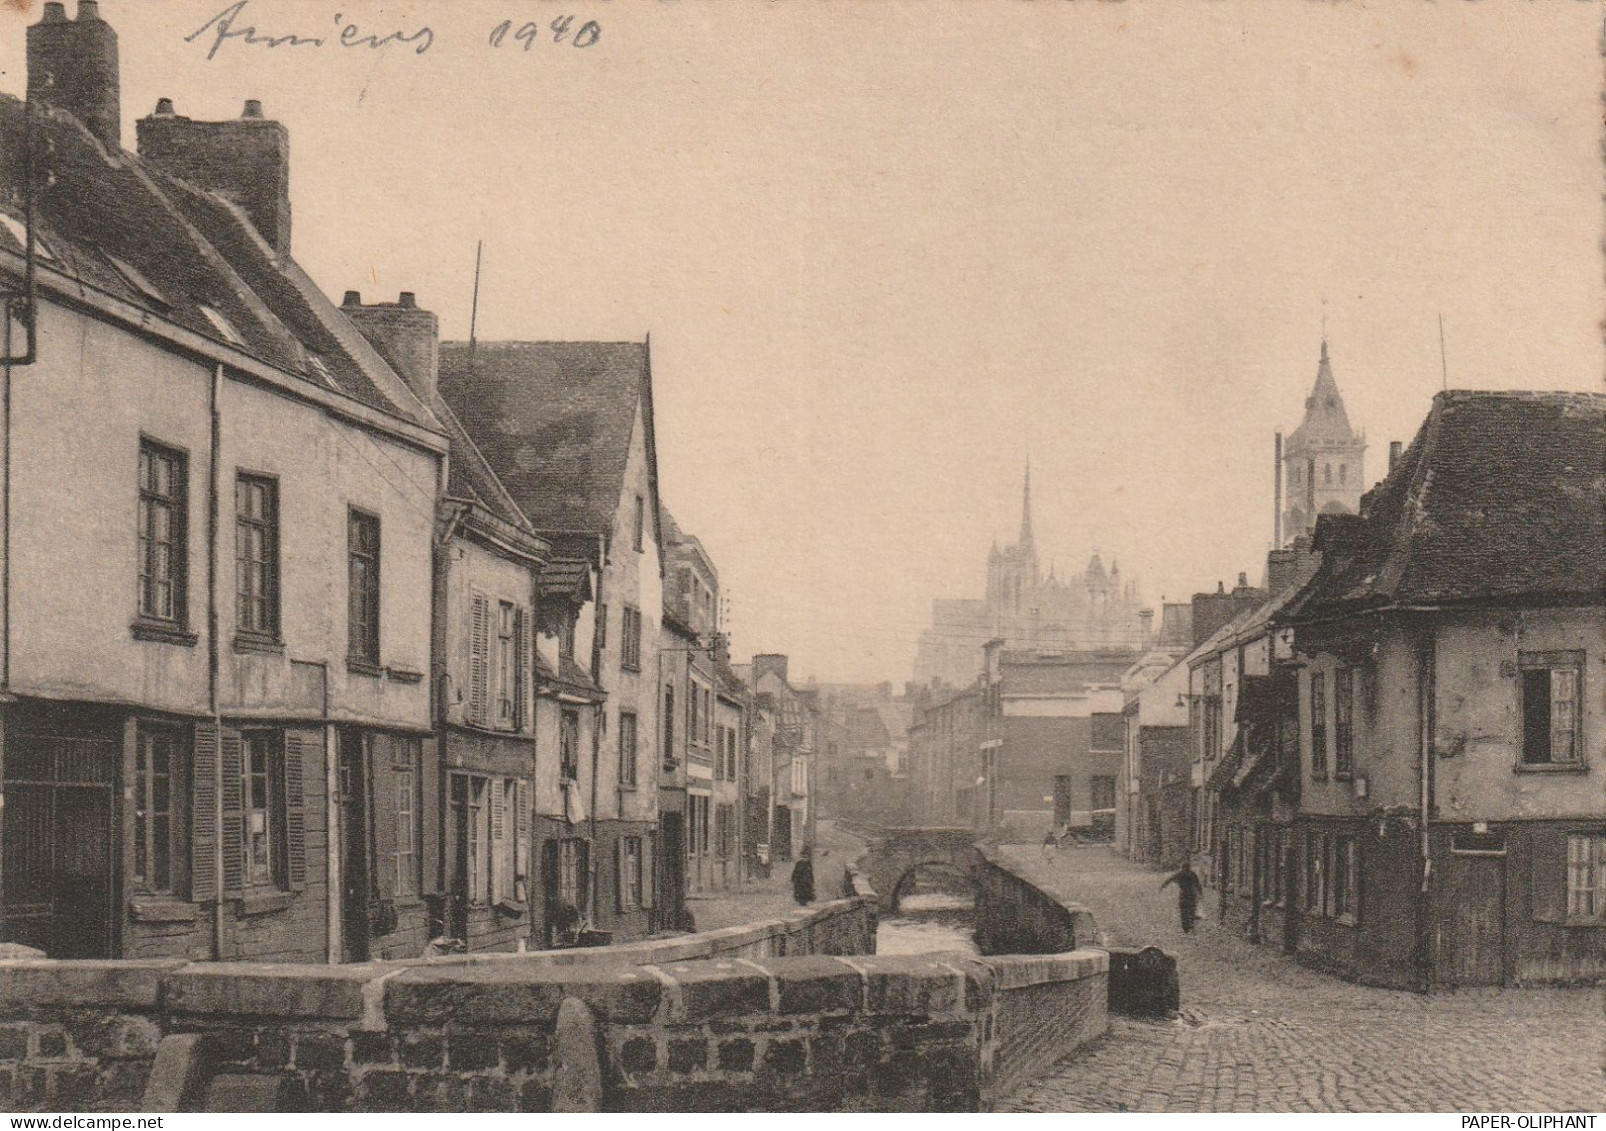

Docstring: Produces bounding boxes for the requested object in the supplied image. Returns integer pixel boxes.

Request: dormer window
[105,251,170,309]
[0,214,53,261]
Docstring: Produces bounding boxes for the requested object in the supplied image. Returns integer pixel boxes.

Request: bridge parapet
[862,827,980,914]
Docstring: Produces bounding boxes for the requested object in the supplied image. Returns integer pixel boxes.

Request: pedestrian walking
[1160,859,1203,933]
[791,845,816,905]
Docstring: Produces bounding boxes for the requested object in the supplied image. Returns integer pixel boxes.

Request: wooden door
[1437,853,1506,986]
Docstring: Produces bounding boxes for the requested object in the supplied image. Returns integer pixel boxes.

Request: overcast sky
[2,1,1600,685]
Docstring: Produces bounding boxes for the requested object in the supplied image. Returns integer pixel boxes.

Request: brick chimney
[28,1,122,151]
[136,98,292,255]
[341,291,440,406]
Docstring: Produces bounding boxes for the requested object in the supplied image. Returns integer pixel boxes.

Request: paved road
[996,845,1603,1113]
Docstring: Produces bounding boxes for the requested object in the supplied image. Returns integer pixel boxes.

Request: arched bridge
[860,826,979,914]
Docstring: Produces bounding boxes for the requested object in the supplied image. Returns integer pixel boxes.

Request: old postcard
[0,0,1600,1117]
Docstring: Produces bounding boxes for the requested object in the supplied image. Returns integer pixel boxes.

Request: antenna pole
[468,240,483,375]
[1438,313,1448,392]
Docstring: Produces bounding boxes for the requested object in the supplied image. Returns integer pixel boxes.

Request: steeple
[1281,336,1367,544]
[1019,457,1034,549]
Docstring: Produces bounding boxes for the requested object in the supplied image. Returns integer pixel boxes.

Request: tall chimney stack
[136,99,292,255]
[1273,431,1283,549]
[1389,441,1402,471]
[342,291,440,407]
[27,0,122,151]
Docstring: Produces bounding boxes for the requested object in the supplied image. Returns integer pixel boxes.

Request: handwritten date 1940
[489,18,602,51]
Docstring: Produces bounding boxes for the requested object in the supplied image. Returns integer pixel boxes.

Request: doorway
[1438,851,1506,986]
[337,729,372,963]
[1,714,119,958]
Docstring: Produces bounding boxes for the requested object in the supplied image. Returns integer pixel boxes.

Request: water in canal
[877,889,978,956]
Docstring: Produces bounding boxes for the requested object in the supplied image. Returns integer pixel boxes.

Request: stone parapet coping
[0,947,1107,1032]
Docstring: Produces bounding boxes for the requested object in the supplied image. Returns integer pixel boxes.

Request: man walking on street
[1161,859,1203,933]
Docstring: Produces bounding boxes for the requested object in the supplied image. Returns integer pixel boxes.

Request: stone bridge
[861,827,979,913]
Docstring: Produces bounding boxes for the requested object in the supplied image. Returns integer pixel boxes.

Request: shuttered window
[134,724,182,894]
[621,606,642,670]
[1309,674,1328,779]
[1334,666,1354,777]
[560,710,581,782]
[204,729,307,897]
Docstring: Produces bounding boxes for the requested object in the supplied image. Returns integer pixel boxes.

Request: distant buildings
[912,465,1150,688]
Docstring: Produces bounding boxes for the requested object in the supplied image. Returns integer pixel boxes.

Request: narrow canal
[875,874,978,956]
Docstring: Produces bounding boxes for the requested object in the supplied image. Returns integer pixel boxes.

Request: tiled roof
[1284,390,1606,619]
[438,340,649,535]
[0,96,434,430]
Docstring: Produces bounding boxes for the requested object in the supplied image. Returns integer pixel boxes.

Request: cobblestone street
[997,845,1604,1113]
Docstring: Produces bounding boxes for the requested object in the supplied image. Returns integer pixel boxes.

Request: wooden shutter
[220,731,245,898]
[469,595,490,727]
[1552,669,1579,764]
[191,725,219,902]
[514,607,528,730]
[420,738,441,895]
[284,733,308,891]
[515,779,532,894]
[489,777,507,902]
[643,833,655,909]
[614,837,627,913]
[1530,828,1570,923]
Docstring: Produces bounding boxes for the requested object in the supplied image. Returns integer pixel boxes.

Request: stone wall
[0,938,1106,1112]
[972,847,1099,955]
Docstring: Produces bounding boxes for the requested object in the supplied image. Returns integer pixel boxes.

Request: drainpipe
[208,363,224,961]
[1414,625,1436,993]
[587,540,604,926]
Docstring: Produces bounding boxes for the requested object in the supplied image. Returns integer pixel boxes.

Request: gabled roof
[0,96,436,431]
[1284,390,1606,620]
[438,340,656,538]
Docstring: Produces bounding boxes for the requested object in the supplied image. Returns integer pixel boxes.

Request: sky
[1,1,1601,685]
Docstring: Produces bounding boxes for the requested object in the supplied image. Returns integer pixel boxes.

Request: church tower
[1281,339,1365,543]
[985,460,1040,618]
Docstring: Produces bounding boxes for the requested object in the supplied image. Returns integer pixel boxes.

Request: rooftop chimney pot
[153,97,175,116]
[241,99,263,119]
[76,0,102,20]
[41,3,66,22]
[342,290,362,307]
[398,291,416,308]
[29,0,121,149]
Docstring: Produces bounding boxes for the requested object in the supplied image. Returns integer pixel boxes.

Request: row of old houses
[1117,351,1605,988]
[0,1,817,963]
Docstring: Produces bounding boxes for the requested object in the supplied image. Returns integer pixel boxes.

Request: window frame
[234,472,281,642]
[560,709,581,783]
[618,710,638,788]
[1333,665,1354,779]
[1519,652,1585,769]
[1566,833,1605,920]
[347,508,382,669]
[136,438,189,628]
[241,730,289,893]
[621,606,642,671]
[1309,672,1329,780]
[133,722,184,895]
[633,495,645,553]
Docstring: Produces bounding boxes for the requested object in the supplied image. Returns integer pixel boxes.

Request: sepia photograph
[0,0,1601,1116]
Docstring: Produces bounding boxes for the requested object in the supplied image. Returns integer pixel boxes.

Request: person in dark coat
[1161,860,1203,933]
[791,845,816,905]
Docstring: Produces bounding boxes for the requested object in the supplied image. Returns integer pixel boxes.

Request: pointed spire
[1290,337,1357,447]
[1019,457,1034,547]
